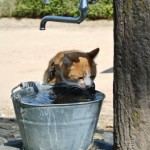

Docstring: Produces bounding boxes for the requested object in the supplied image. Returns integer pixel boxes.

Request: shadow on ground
[101,67,113,73]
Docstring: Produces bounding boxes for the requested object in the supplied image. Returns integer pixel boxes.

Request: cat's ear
[63,53,79,64]
[63,54,71,64]
[87,48,100,59]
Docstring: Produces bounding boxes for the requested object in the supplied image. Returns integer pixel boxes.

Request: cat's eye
[90,75,95,79]
[78,77,84,80]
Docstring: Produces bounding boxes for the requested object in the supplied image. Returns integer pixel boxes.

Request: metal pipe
[40,0,88,30]
[40,11,87,30]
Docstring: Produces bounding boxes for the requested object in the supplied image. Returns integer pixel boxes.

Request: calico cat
[43,48,99,88]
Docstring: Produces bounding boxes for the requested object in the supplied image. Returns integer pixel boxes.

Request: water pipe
[40,0,98,30]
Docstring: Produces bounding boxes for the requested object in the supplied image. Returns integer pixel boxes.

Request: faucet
[40,0,98,30]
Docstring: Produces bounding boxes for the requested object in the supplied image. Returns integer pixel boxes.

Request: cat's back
[53,50,80,64]
[43,48,99,85]
[43,50,81,83]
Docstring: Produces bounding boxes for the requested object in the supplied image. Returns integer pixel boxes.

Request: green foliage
[1,0,113,19]
[0,0,16,17]
[88,0,113,19]
[11,0,79,18]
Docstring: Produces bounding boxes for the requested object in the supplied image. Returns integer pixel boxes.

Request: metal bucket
[11,82,105,150]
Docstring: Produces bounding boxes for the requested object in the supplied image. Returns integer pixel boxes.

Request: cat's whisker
[67,87,81,94]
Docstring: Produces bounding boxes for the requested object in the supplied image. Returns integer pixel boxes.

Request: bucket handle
[11,81,40,99]
[11,83,22,95]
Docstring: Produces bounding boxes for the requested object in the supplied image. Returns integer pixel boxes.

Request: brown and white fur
[43,48,99,88]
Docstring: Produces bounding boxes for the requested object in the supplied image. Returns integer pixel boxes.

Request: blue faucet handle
[43,0,51,4]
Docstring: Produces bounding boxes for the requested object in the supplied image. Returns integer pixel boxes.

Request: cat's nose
[85,85,91,88]
[82,84,91,88]
[85,81,93,88]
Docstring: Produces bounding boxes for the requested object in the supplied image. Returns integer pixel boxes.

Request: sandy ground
[0,18,113,130]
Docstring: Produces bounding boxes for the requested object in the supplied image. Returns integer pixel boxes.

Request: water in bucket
[20,83,98,105]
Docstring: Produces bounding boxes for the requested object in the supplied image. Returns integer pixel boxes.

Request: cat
[43,48,99,88]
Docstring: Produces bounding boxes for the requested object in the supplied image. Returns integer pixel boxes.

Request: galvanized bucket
[11,82,105,150]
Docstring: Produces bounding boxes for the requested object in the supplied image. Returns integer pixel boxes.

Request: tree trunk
[113,0,150,149]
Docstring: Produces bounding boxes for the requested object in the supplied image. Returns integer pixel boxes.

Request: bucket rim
[12,91,105,107]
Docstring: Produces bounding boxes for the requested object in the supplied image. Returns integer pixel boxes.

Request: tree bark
[113,0,150,149]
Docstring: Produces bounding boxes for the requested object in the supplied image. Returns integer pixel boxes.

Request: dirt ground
[0,18,113,130]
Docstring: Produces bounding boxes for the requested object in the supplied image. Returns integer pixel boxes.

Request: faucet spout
[40,0,88,30]
[40,11,87,30]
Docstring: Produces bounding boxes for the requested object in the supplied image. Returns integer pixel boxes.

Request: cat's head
[60,48,99,88]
